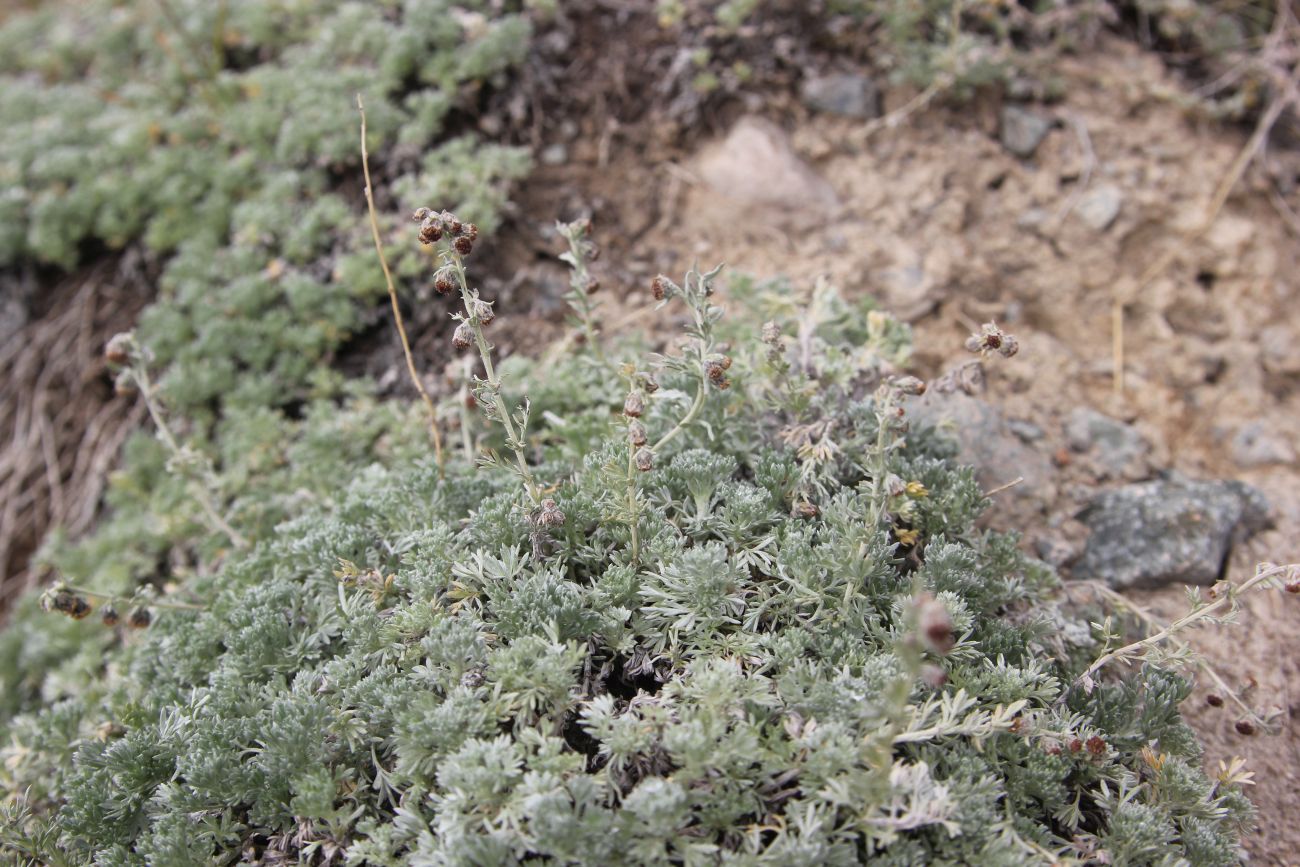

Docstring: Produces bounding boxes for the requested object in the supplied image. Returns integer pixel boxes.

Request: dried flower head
[892,375,927,396]
[636,373,659,394]
[916,592,954,655]
[1234,719,1256,736]
[471,299,495,325]
[761,321,781,345]
[536,499,566,528]
[1085,736,1106,757]
[634,447,654,472]
[451,322,474,350]
[433,266,456,295]
[104,332,133,365]
[127,607,153,629]
[966,321,1019,358]
[100,604,120,627]
[651,275,670,301]
[1205,693,1225,708]
[623,391,645,418]
[628,419,648,447]
[454,236,473,256]
[792,501,820,520]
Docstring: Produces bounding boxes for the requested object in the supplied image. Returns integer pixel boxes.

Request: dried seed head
[127,607,152,629]
[447,217,462,235]
[462,223,479,242]
[628,419,648,447]
[452,322,474,350]
[1085,736,1106,757]
[471,299,495,325]
[651,275,669,301]
[114,373,138,397]
[1206,693,1225,708]
[623,391,645,418]
[893,375,927,396]
[705,360,727,383]
[100,604,120,627]
[966,321,1018,358]
[537,498,566,528]
[1285,579,1300,594]
[1235,719,1256,736]
[584,275,600,295]
[916,592,954,655]
[412,207,432,222]
[761,321,781,345]
[104,332,133,365]
[419,222,442,245]
[634,447,654,472]
[792,500,820,520]
[637,373,659,394]
[453,236,473,256]
[433,266,456,295]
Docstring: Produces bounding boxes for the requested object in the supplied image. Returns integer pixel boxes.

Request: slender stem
[562,231,607,365]
[450,254,541,504]
[358,95,445,478]
[651,298,711,453]
[1075,563,1293,688]
[61,584,206,612]
[1079,581,1263,724]
[868,391,895,529]
[134,366,249,550]
[626,438,640,564]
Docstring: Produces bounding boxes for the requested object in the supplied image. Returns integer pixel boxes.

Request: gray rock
[1074,475,1271,589]
[1230,421,1296,467]
[1075,185,1123,231]
[801,73,881,119]
[695,116,839,211]
[540,143,568,166]
[907,392,1056,512]
[1008,419,1045,443]
[1065,408,1149,479]
[1000,106,1052,158]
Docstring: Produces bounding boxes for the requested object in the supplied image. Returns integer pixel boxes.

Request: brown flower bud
[412,207,432,222]
[1205,693,1225,708]
[537,498,566,528]
[998,335,1019,358]
[1285,580,1300,594]
[634,447,654,472]
[623,391,645,418]
[452,322,474,350]
[628,419,648,447]
[471,299,495,325]
[462,223,479,242]
[920,664,948,689]
[1068,738,1083,754]
[1235,719,1256,736]
[893,375,927,396]
[419,223,442,245]
[584,276,600,295]
[637,373,659,394]
[916,593,954,655]
[100,604,120,627]
[705,360,726,383]
[453,236,473,256]
[114,373,138,397]
[651,275,669,301]
[792,501,820,520]
[433,267,456,295]
[1085,735,1106,757]
[104,333,133,365]
[127,607,152,629]
[447,217,462,235]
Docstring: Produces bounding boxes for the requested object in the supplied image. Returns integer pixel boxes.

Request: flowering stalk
[418,208,541,506]
[105,333,248,551]
[1072,562,1299,695]
[648,265,728,454]
[556,218,606,364]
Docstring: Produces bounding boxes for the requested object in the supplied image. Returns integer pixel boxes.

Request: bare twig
[357,95,445,477]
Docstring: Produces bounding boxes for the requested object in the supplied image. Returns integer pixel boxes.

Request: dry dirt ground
[510,37,1299,864]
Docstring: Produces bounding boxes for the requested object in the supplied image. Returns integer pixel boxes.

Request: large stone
[907,392,1056,513]
[1000,105,1052,158]
[1073,475,1271,589]
[1065,408,1150,480]
[801,73,881,119]
[695,117,838,211]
